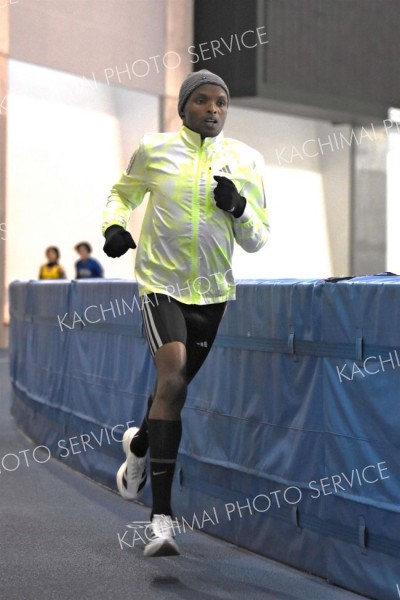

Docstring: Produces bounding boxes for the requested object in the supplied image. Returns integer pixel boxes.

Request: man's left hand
[213,176,246,218]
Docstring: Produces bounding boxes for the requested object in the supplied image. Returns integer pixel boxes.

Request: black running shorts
[141,293,227,383]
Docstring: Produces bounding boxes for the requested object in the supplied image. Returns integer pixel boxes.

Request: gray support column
[161,0,194,132]
[386,111,400,272]
[350,126,387,275]
[317,122,352,277]
[0,6,8,348]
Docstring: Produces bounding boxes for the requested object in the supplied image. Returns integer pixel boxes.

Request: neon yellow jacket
[102,126,269,304]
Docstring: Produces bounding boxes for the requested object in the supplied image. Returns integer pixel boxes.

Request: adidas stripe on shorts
[141,293,227,382]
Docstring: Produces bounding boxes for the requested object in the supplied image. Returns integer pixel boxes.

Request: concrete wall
[0,1,9,347]
[351,126,388,275]
[225,105,351,278]
[386,117,400,273]
[6,59,159,286]
[9,0,168,95]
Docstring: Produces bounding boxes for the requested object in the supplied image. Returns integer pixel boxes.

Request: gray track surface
[0,350,369,600]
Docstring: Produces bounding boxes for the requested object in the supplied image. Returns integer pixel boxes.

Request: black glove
[103,225,136,258]
[213,176,246,218]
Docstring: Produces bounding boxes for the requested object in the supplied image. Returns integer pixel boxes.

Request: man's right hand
[103,225,136,258]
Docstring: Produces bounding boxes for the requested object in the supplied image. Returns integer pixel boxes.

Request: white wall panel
[6,59,159,290]
[225,105,351,278]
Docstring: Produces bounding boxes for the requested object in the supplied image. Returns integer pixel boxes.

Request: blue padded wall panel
[9,277,400,600]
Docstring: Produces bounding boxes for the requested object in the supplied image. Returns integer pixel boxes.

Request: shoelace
[151,515,176,539]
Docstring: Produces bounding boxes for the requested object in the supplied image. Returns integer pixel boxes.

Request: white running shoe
[144,514,180,557]
[116,427,147,500]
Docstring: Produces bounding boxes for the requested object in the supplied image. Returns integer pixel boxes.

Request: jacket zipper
[190,145,203,298]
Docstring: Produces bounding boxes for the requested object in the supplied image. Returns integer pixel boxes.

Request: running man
[102,70,269,557]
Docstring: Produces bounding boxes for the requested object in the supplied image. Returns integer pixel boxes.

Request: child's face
[46,249,58,262]
[77,246,89,260]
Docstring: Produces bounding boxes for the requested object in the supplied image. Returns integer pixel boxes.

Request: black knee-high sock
[148,419,182,518]
[130,395,153,457]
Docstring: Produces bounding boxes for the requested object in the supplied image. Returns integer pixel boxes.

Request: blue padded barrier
[8,277,400,600]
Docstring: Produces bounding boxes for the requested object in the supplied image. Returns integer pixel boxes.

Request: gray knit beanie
[178,70,230,116]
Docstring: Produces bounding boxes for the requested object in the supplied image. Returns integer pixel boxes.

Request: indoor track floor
[0,349,370,600]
